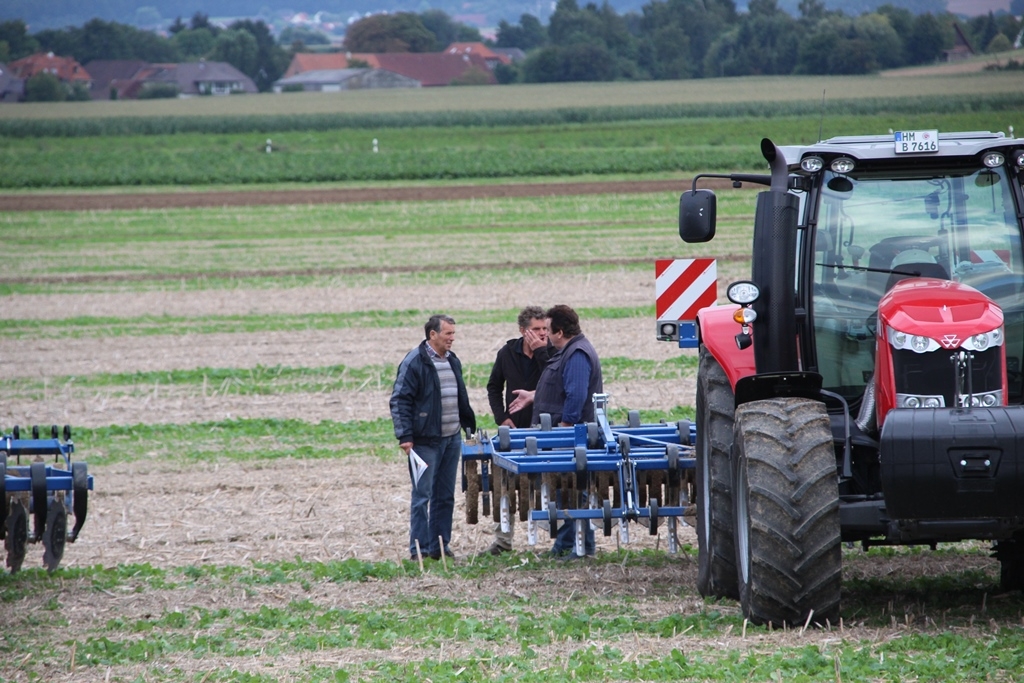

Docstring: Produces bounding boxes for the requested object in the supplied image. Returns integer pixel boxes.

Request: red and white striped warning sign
[655,258,717,321]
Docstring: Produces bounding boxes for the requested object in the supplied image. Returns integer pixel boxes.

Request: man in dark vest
[507,304,603,559]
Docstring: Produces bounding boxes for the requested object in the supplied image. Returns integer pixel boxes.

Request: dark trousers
[408,432,461,557]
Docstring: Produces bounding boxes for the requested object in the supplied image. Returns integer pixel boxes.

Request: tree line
[0,0,1020,96]
[490,0,1021,82]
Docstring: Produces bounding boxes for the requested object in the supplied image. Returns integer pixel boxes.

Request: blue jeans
[408,433,461,557]
[551,491,596,556]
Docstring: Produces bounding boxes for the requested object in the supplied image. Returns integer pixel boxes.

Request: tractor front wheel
[733,397,841,627]
[694,346,739,600]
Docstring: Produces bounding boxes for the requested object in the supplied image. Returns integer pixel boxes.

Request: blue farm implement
[2,425,93,573]
[462,395,696,557]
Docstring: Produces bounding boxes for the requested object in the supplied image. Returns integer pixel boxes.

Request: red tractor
[681,131,1024,627]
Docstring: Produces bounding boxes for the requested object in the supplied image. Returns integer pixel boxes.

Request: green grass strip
[76,418,398,465]
[72,407,697,466]
[6,356,698,400]
[0,306,653,340]
[4,554,1024,681]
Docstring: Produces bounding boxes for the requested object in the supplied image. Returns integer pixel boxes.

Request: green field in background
[2,71,1022,188]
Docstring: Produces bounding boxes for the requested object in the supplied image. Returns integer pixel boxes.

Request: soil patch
[0,179,732,212]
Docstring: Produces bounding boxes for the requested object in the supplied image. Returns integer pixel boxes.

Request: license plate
[894,130,939,154]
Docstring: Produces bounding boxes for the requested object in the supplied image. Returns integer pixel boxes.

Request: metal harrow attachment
[2,425,94,573]
[462,395,696,557]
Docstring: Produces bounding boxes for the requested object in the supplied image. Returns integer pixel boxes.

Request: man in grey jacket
[390,314,476,561]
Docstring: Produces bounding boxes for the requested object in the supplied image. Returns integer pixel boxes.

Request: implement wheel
[6,499,28,574]
[733,397,841,627]
[43,502,67,572]
[464,459,480,525]
[695,345,739,600]
[0,453,6,539]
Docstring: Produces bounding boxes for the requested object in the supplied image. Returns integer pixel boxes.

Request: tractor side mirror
[679,189,716,243]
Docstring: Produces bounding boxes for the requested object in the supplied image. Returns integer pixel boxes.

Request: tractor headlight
[958,390,1003,408]
[911,335,930,352]
[801,156,824,173]
[727,281,760,305]
[897,393,945,408]
[961,327,1004,352]
[888,326,939,353]
[983,152,1005,168]
[831,157,856,174]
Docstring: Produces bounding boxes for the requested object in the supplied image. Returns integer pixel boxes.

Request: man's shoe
[484,542,512,557]
[429,548,456,561]
[558,551,595,561]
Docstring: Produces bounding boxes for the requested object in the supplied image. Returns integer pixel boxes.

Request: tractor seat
[885,249,948,290]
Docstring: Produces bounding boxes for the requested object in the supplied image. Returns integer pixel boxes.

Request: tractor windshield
[811,164,1024,404]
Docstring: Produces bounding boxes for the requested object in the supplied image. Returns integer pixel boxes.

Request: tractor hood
[879,278,1003,342]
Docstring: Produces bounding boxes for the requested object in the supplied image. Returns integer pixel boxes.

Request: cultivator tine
[30,461,47,542]
[498,493,508,533]
[6,499,28,573]
[574,519,586,557]
[667,517,679,554]
[42,502,68,572]
[69,462,89,542]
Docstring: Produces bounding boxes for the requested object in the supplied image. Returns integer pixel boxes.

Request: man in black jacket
[481,306,550,556]
[390,314,476,561]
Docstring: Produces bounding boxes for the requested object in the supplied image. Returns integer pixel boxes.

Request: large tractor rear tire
[733,397,841,627]
[995,533,1024,591]
[695,346,739,600]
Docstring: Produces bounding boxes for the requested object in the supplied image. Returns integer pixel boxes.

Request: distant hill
[1,0,981,34]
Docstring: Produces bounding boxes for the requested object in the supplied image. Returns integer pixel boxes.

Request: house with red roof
[10,52,91,86]
[283,47,497,87]
[83,59,149,100]
[444,42,512,70]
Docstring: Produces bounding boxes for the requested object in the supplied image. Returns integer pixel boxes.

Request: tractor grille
[891,347,1002,406]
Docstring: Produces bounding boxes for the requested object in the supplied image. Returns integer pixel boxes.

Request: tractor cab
[807,150,1024,423]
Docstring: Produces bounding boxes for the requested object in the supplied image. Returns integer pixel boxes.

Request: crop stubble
[1,181,1009,683]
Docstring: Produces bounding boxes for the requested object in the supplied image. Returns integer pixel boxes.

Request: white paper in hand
[409,448,428,486]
